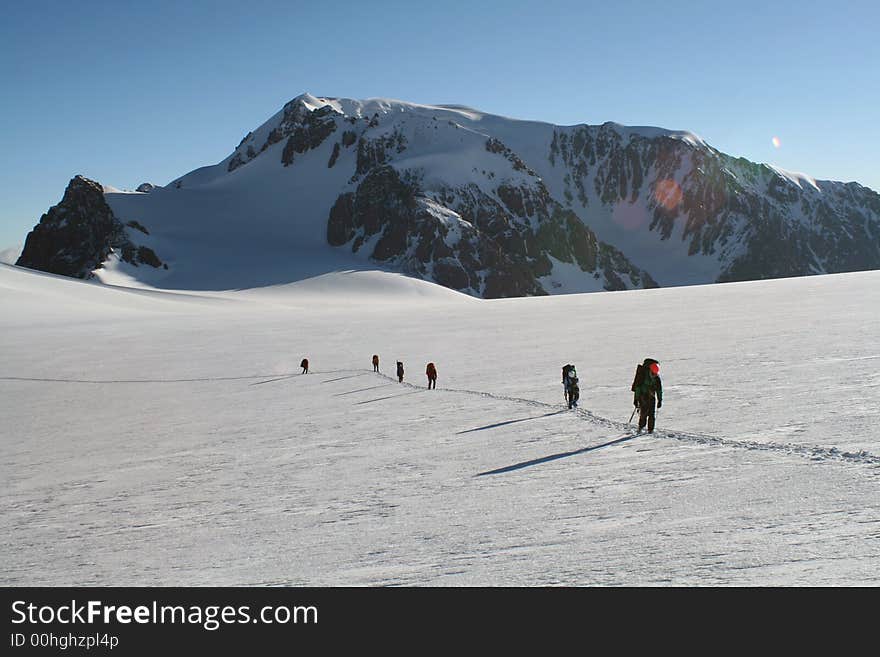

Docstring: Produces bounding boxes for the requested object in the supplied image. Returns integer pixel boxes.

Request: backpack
[631,358,658,394]
[631,364,645,392]
[564,365,579,393]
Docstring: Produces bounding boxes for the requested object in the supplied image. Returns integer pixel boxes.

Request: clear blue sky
[2,0,878,248]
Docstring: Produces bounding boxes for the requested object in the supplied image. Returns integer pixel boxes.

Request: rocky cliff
[17,176,164,279]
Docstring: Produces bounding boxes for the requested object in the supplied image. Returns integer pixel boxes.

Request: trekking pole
[628,407,637,424]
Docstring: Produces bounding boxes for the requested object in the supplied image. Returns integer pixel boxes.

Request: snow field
[1,265,879,584]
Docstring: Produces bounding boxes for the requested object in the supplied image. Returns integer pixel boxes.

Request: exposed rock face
[354,130,408,177]
[547,124,880,282]
[718,180,880,281]
[327,142,341,168]
[17,176,163,278]
[136,182,158,193]
[326,162,654,298]
[280,105,338,167]
[328,166,541,297]
[229,98,340,171]
[342,130,357,148]
[226,98,659,297]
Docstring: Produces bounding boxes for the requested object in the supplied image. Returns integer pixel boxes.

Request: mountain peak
[290,92,331,111]
[17,95,880,296]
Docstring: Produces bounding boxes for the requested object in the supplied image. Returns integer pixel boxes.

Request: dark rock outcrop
[342,130,357,148]
[126,220,149,235]
[280,105,338,167]
[354,131,408,178]
[327,142,341,168]
[229,98,341,172]
[17,176,163,278]
[328,166,541,297]
[327,163,654,297]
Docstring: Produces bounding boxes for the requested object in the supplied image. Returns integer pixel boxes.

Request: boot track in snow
[369,370,880,469]
[5,367,877,468]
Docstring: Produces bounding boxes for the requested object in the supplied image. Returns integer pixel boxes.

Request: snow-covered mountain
[17,94,880,295]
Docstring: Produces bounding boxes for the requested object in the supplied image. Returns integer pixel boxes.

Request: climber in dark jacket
[631,358,662,433]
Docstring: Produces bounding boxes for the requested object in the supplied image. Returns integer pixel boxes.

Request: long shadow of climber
[475,435,637,477]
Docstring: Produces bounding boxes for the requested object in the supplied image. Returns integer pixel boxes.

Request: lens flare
[654,179,682,211]
[772,136,781,148]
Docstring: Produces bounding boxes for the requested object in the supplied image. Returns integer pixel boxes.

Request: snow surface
[2,263,879,585]
[766,164,822,192]
[0,244,22,265]
[539,256,607,294]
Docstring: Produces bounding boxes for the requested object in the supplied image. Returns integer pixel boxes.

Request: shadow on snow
[476,435,637,477]
[334,384,391,396]
[356,390,426,405]
[251,374,299,386]
[456,410,566,435]
[321,373,370,384]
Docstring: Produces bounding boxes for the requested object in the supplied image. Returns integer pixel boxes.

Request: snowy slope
[21,93,877,297]
[2,264,879,585]
[0,244,22,266]
[426,104,879,285]
[213,94,880,286]
[91,94,655,296]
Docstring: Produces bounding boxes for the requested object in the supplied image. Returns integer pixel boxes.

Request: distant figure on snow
[426,362,437,389]
[396,361,405,383]
[372,354,380,373]
[631,358,662,433]
[562,363,580,409]
[300,358,309,374]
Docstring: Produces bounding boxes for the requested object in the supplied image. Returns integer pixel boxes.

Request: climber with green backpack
[631,358,663,433]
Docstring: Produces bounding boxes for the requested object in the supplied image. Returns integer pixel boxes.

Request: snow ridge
[17,93,880,296]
